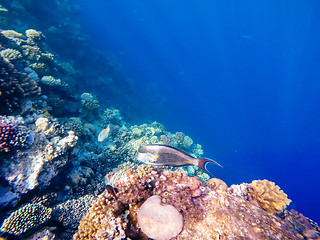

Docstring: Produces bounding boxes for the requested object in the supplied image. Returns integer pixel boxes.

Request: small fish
[98,124,110,142]
[0,4,8,12]
[137,144,222,176]
[105,185,118,198]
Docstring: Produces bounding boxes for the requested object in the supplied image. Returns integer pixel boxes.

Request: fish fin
[197,158,223,176]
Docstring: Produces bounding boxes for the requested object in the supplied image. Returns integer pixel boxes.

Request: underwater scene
[0,0,320,239]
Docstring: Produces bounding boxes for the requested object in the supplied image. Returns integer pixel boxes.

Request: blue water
[75,0,320,223]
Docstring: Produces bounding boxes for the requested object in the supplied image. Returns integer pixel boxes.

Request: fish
[137,144,222,176]
[98,124,110,142]
[0,4,8,12]
[105,185,118,198]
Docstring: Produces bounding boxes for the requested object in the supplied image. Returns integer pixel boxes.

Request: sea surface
[75,0,320,223]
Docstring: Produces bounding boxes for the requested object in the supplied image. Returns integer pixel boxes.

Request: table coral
[0,203,52,236]
[74,167,319,240]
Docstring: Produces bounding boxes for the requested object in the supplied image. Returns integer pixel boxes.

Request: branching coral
[1,29,55,77]
[0,56,41,113]
[0,48,22,61]
[248,179,291,214]
[0,203,52,235]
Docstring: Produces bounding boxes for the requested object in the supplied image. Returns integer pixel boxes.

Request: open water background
[75,0,320,223]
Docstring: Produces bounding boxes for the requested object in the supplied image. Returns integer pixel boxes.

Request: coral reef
[0,121,32,152]
[0,29,55,78]
[41,75,62,86]
[73,167,319,240]
[35,117,49,132]
[0,4,318,239]
[1,116,77,195]
[0,56,41,113]
[52,195,95,230]
[0,203,52,235]
[248,179,291,214]
[81,92,100,120]
[0,48,22,61]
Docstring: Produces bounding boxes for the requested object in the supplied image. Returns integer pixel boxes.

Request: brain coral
[137,195,183,240]
[0,203,52,235]
[248,179,291,214]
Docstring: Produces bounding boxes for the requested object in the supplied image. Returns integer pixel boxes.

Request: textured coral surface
[248,179,292,214]
[0,56,41,113]
[0,203,52,235]
[74,167,320,240]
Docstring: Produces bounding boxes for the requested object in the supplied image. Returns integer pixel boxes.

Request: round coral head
[137,195,183,240]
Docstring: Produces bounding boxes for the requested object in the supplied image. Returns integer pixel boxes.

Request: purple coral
[0,122,32,152]
[0,122,18,152]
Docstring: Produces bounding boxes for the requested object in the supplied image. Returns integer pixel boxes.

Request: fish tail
[197,158,223,176]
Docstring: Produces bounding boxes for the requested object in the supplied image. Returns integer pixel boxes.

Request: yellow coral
[137,164,153,178]
[248,179,291,214]
[1,30,25,39]
[21,45,40,61]
[0,203,52,235]
[0,49,22,61]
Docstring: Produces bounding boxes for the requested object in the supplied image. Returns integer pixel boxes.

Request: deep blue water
[75,0,320,223]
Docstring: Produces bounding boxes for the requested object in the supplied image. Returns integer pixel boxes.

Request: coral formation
[207,177,228,191]
[137,195,183,240]
[1,118,77,194]
[0,48,22,61]
[73,166,319,240]
[0,203,52,235]
[0,121,31,152]
[0,56,41,113]
[52,195,95,230]
[41,75,62,86]
[25,29,45,45]
[35,117,49,132]
[65,118,83,137]
[0,4,318,239]
[0,29,56,78]
[248,179,291,214]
